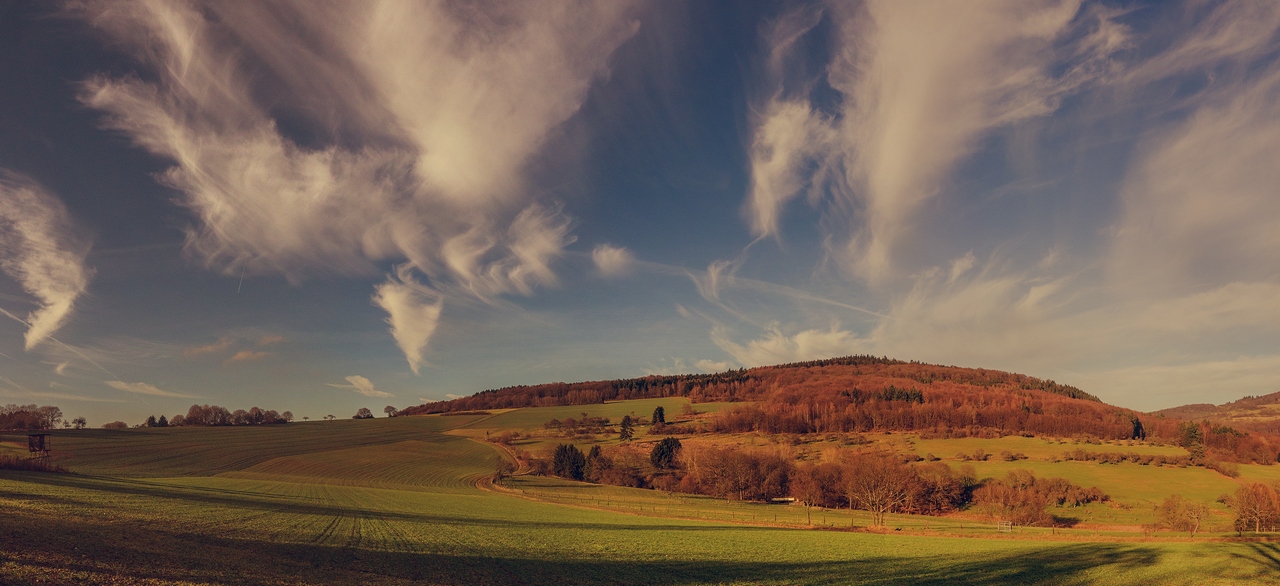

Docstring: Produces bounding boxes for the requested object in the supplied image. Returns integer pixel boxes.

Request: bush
[0,455,68,473]
[101,421,128,429]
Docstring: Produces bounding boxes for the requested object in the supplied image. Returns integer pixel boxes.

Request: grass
[0,414,482,477]
[902,435,1188,460]
[3,399,1280,584]
[455,398,737,433]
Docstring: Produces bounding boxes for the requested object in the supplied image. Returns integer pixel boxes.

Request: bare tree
[1158,495,1210,536]
[843,452,916,527]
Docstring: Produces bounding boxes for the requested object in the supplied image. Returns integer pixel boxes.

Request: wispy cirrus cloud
[182,337,233,357]
[698,0,1280,412]
[748,0,1124,282]
[74,0,640,372]
[224,350,270,365]
[0,171,93,350]
[105,380,194,398]
[328,375,393,398]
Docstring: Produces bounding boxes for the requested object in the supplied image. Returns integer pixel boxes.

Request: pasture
[3,402,1280,585]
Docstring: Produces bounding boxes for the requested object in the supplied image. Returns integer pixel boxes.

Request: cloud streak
[0,171,93,350]
[105,380,194,398]
[328,375,393,398]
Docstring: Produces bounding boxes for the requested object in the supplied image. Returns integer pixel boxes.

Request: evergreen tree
[650,437,682,469]
[619,415,634,441]
[652,406,665,425]
[145,415,157,427]
[552,444,586,480]
[157,415,168,427]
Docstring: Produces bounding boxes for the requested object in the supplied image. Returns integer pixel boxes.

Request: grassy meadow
[3,400,1280,585]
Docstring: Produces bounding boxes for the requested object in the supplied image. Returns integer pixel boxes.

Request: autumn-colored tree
[842,452,916,527]
[791,463,839,525]
[1230,483,1280,533]
[1157,495,1210,536]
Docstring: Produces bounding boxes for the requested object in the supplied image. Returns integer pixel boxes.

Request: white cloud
[105,380,194,398]
[1074,356,1280,411]
[372,266,443,374]
[711,323,866,368]
[747,0,1123,282]
[74,0,638,367]
[329,375,394,398]
[1112,67,1280,293]
[224,350,271,365]
[746,99,835,238]
[592,244,634,278]
[694,359,733,373]
[183,337,233,357]
[0,171,93,349]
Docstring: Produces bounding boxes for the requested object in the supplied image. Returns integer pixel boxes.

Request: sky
[2,0,1280,424]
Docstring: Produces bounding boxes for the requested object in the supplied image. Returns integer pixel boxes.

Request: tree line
[525,442,1105,527]
[0,404,73,431]
[162,404,293,426]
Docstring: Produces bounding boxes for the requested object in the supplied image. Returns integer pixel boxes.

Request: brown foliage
[972,470,1106,526]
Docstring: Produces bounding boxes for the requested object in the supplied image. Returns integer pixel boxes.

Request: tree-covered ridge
[401,355,1097,417]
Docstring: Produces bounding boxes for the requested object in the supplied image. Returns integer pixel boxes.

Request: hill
[402,356,1144,437]
[401,356,1280,463]
[1151,391,1280,435]
[403,356,1100,413]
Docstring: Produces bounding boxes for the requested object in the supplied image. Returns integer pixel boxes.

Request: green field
[3,401,1280,585]
[455,398,736,432]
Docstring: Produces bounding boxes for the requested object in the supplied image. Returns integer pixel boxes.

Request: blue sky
[2,0,1280,423]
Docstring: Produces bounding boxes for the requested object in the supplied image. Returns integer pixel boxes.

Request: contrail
[0,303,149,406]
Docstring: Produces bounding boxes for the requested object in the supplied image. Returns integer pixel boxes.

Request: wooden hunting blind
[27,433,50,460]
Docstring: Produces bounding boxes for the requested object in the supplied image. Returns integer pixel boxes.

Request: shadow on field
[7,472,764,534]
[1,506,1172,586]
[6,472,1276,585]
[1231,542,1280,573]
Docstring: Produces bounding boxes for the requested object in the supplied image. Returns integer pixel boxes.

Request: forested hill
[401,356,1280,462]
[401,355,1099,414]
[1150,391,1280,435]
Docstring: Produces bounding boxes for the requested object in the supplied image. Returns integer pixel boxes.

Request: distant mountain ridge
[1151,391,1280,435]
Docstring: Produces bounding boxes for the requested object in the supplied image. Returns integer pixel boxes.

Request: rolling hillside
[1151,391,1280,435]
[401,356,1280,463]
